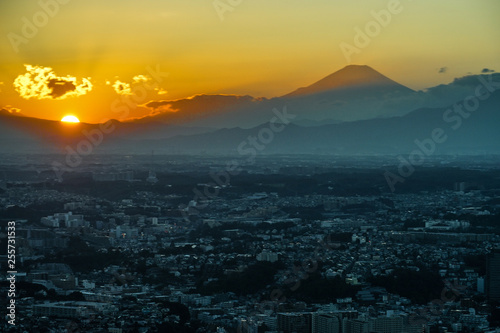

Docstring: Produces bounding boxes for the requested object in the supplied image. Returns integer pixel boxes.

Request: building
[257,251,279,263]
[33,302,88,318]
[93,171,134,182]
[343,316,409,333]
[486,249,500,300]
[343,319,369,333]
[278,313,312,333]
[313,314,341,333]
[477,277,485,293]
[146,170,158,183]
[40,212,86,228]
[370,316,404,333]
[33,301,116,318]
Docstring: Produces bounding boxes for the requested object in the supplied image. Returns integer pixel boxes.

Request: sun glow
[61,115,80,123]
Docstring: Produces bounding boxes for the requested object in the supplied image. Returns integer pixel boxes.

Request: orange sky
[0,0,499,123]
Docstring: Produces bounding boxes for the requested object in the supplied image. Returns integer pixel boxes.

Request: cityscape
[0,154,500,332]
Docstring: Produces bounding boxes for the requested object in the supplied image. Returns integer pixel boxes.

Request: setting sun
[61,115,80,123]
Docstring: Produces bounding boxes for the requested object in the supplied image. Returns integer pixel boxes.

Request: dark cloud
[438,67,447,74]
[421,72,500,108]
[481,68,495,73]
[453,73,500,86]
[0,106,23,116]
[142,94,261,122]
[47,79,77,98]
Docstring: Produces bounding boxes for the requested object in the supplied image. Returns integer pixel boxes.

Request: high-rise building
[486,249,500,300]
[370,316,404,333]
[343,319,369,333]
[314,314,340,333]
[312,311,357,333]
[343,316,409,333]
[277,313,312,333]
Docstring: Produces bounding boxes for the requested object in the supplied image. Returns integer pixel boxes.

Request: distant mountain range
[1,65,499,155]
[136,65,421,127]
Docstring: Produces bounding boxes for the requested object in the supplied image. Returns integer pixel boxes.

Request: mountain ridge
[1,67,499,155]
[127,65,422,127]
[282,64,414,98]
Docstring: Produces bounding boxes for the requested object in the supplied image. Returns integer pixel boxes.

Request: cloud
[438,67,447,74]
[0,105,23,116]
[156,88,168,95]
[13,65,92,100]
[47,79,77,98]
[144,94,259,120]
[481,68,495,73]
[0,82,3,92]
[421,73,500,108]
[112,80,132,95]
[145,103,177,117]
[111,74,167,97]
[132,75,150,83]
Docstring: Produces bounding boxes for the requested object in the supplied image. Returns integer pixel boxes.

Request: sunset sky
[0,0,499,123]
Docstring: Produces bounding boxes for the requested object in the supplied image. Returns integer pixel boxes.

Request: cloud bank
[14,65,92,100]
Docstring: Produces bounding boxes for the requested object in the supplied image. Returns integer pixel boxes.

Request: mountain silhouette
[1,68,499,155]
[134,65,420,127]
[283,64,414,98]
[112,90,500,155]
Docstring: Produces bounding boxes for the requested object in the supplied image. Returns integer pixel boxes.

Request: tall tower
[486,249,500,300]
[146,150,158,184]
